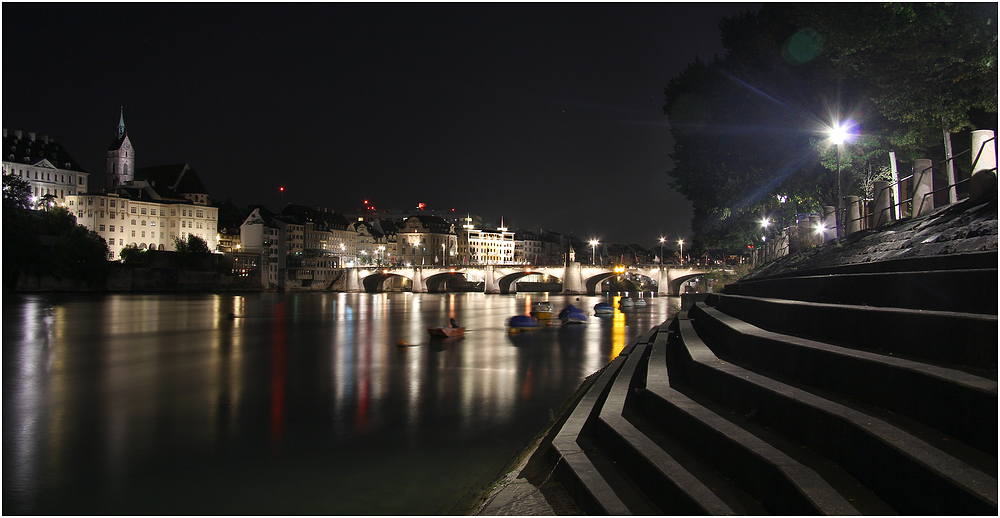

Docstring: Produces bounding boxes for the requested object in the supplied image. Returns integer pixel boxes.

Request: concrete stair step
[706,292,998,371]
[670,313,998,515]
[691,302,998,456]
[721,267,998,314]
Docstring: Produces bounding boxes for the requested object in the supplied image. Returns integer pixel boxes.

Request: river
[3,291,679,514]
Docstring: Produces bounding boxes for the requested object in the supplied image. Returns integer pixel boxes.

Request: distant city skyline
[3,2,759,246]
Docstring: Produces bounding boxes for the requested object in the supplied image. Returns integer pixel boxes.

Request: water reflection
[4,292,678,515]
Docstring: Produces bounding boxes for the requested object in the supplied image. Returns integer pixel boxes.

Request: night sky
[4,2,756,246]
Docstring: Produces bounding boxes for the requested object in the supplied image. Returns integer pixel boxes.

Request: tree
[2,203,109,289]
[662,3,997,252]
[120,244,152,266]
[3,173,31,210]
[173,234,212,269]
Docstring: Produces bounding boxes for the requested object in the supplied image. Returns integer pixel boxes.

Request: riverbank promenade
[475,194,997,515]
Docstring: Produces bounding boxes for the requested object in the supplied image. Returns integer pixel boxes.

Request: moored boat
[558,304,588,324]
[506,315,541,333]
[427,326,465,338]
[530,302,554,320]
[594,301,614,315]
[618,297,634,308]
[633,297,647,307]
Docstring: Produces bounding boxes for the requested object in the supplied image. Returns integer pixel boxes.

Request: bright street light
[589,239,598,265]
[659,237,665,266]
[677,239,684,265]
[828,120,854,240]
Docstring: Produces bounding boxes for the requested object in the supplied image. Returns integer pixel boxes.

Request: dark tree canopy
[663,3,997,253]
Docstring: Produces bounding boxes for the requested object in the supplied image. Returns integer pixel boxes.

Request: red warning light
[279,186,284,192]
[417,202,427,210]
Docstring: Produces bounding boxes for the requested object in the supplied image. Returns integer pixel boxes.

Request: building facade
[2,129,90,206]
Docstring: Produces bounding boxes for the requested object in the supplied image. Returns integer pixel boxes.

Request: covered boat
[506,315,541,333]
[594,301,614,315]
[618,297,634,308]
[633,297,647,307]
[558,304,588,324]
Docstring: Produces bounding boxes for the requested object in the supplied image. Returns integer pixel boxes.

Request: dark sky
[3,2,756,247]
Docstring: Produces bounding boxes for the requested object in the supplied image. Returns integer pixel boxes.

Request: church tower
[106,107,134,191]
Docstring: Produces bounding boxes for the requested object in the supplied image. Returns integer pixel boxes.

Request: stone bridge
[342,262,718,296]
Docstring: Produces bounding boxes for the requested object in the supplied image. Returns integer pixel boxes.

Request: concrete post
[822,206,836,241]
[810,213,823,245]
[796,215,811,250]
[346,268,360,292]
[970,130,997,201]
[873,181,893,228]
[844,196,861,236]
[912,159,934,217]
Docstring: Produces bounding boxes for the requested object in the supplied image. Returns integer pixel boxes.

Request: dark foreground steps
[541,266,997,514]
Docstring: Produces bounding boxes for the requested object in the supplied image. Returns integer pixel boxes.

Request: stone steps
[543,285,997,515]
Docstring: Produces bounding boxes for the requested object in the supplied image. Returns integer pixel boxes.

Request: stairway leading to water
[537,245,997,515]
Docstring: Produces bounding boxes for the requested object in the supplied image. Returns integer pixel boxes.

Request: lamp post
[678,239,684,265]
[828,123,850,240]
[589,239,598,265]
[659,237,665,267]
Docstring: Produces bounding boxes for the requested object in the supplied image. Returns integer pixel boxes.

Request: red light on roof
[279,186,284,192]
[417,202,426,210]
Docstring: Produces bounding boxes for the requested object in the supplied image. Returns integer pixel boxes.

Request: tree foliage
[663,3,997,253]
[3,204,110,289]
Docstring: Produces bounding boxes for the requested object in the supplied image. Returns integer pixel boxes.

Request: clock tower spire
[106,107,135,191]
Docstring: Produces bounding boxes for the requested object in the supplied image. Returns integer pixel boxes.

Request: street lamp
[659,237,665,266]
[677,239,684,265]
[589,239,598,265]
[828,122,853,239]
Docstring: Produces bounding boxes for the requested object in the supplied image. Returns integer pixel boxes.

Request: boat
[530,302,554,320]
[506,315,541,333]
[593,302,614,315]
[633,298,647,307]
[618,297,634,308]
[558,304,588,324]
[427,326,465,338]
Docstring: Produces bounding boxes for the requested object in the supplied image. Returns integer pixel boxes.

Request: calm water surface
[4,291,679,514]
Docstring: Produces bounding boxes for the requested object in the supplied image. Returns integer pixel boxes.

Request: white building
[457,224,516,265]
[65,113,218,259]
[2,129,90,206]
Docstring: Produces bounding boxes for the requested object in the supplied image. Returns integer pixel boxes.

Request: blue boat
[558,304,588,324]
[594,302,614,315]
[506,315,541,333]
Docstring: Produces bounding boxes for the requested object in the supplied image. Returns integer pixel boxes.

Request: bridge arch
[425,272,469,293]
[361,272,412,293]
[497,271,563,295]
[667,272,706,296]
[584,272,618,295]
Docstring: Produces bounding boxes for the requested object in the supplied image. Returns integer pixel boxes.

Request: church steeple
[117,106,126,140]
[107,107,135,192]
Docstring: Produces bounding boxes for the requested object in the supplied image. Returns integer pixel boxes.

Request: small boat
[559,304,588,324]
[507,315,541,333]
[530,302,554,320]
[618,297,634,308]
[428,326,465,338]
[633,298,647,307]
[594,302,614,315]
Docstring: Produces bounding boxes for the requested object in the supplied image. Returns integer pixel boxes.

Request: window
[131,230,136,237]
[88,198,93,205]
[160,209,165,216]
[69,200,74,206]
[130,207,137,213]
[170,221,176,227]
[131,219,137,225]
[99,210,104,218]
[109,238,115,246]
[196,210,204,218]
[170,209,176,216]
[141,220,146,226]
[109,212,115,219]
[140,208,146,215]
[150,221,156,227]
[78,177,84,185]
[99,225,106,231]
[182,221,186,228]
[109,225,115,232]
[141,231,146,238]
[100,199,105,207]
[110,200,116,208]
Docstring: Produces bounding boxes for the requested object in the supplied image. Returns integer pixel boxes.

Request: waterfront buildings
[63,115,218,259]
[2,129,90,206]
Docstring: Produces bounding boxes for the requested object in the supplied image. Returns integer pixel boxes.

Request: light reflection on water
[3,291,679,515]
